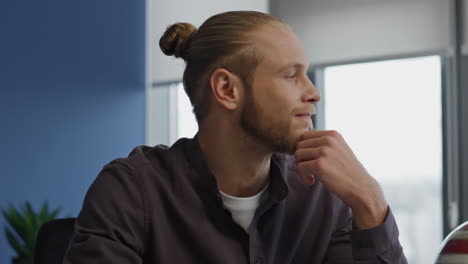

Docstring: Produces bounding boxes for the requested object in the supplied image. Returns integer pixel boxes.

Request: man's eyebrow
[278,63,311,72]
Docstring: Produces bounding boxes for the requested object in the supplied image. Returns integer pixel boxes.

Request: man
[64,11,407,263]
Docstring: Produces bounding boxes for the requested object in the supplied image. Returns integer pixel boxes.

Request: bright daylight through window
[176,83,198,140]
[323,56,442,264]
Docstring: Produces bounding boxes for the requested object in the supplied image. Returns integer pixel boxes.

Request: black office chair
[34,218,76,264]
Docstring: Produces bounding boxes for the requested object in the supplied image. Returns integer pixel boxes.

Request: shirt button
[254,259,261,264]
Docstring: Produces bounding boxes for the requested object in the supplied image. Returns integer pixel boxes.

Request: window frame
[147,81,180,146]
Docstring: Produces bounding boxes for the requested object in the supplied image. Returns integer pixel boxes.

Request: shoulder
[107,137,192,180]
[82,137,195,214]
[87,138,193,199]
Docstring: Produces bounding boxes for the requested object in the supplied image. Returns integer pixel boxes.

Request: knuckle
[323,136,335,145]
[328,130,341,138]
[319,146,331,157]
[314,158,325,170]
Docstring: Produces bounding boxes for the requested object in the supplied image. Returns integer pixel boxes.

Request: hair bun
[159,23,197,61]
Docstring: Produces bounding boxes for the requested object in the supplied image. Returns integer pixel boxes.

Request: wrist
[352,202,388,230]
[350,180,388,229]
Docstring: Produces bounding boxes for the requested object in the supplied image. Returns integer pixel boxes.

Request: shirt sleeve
[63,161,145,264]
[350,207,407,263]
[325,207,408,263]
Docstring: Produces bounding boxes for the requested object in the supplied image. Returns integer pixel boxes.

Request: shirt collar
[184,134,290,207]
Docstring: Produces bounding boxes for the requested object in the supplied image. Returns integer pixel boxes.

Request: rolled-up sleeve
[350,208,407,263]
[325,207,407,263]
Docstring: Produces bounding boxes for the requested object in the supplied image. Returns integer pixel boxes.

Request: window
[176,83,198,140]
[320,56,442,264]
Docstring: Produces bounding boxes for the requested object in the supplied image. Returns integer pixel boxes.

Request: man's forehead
[249,24,309,69]
[249,24,294,47]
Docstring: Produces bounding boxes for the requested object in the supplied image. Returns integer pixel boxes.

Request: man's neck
[197,125,271,198]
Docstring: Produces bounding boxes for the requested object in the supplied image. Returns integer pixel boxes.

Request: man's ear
[209,68,241,111]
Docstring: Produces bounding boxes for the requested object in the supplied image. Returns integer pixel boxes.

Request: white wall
[148,0,269,84]
[270,0,451,66]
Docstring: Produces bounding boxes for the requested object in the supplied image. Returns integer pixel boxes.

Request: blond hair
[159,11,285,123]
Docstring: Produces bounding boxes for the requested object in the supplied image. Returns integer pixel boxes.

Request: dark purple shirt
[64,136,407,263]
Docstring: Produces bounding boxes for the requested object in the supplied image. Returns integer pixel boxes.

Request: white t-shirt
[219,183,269,233]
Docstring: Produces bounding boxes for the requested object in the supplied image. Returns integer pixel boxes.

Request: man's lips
[295,113,314,130]
[296,113,312,118]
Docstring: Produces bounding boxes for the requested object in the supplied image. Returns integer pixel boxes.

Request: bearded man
[64,11,407,264]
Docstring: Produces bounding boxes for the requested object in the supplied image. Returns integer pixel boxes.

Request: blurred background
[1,0,468,263]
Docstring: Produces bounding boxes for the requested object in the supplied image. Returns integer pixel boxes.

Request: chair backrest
[34,218,76,264]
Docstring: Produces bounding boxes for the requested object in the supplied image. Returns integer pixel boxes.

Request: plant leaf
[2,201,62,258]
[5,205,28,244]
[2,204,19,229]
[25,201,38,231]
[22,205,36,253]
[5,227,28,258]
[39,201,49,223]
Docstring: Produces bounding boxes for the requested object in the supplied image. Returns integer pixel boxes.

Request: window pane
[176,83,198,140]
[323,56,442,264]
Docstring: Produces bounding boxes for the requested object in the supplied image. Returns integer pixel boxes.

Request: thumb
[296,162,316,185]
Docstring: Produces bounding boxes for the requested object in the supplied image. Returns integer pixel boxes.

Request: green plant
[2,201,60,259]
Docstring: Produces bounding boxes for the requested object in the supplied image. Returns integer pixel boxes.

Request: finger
[296,161,316,185]
[296,160,321,181]
[296,138,323,149]
[302,173,316,185]
[301,130,341,140]
[294,148,321,162]
[297,133,341,150]
[297,135,338,149]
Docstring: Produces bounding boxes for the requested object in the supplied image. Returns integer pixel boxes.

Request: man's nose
[303,77,321,104]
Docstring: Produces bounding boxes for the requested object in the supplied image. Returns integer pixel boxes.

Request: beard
[239,91,302,154]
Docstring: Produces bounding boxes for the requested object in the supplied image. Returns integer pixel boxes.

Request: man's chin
[272,136,302,154]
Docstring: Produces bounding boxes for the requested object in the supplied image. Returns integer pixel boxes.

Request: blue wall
[0,1,146,262]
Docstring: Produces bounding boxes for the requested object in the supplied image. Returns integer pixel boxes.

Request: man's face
[239,24,320,154]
